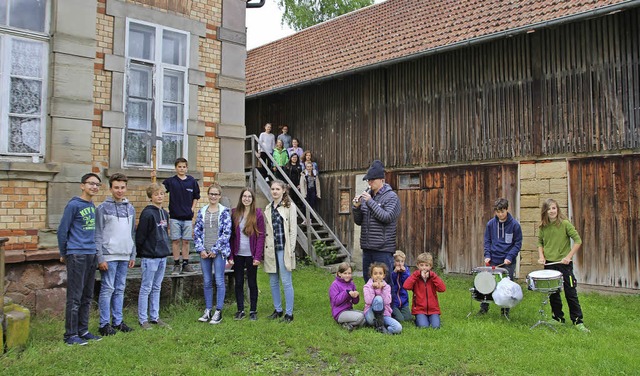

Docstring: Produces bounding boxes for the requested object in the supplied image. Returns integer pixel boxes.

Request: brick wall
[92,0,223,212]
[0,181,47,251]
[519,160,569,277]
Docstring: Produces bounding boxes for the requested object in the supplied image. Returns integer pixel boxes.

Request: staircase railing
[244,135,350,265]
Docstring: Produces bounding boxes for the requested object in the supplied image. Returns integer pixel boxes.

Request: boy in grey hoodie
[95,173,136,336]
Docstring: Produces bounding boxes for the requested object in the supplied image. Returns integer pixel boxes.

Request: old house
[1,0,248,314]
[246,0,640,290]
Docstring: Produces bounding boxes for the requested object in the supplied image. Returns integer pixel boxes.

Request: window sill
[106,167,203,181]
[0,161,61,182]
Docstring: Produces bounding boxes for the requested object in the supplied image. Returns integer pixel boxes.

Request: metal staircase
[245,135,350,267]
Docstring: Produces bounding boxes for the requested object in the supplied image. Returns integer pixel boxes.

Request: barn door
[569,157,640,289]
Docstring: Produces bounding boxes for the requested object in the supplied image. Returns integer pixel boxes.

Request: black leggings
[233,255,258,312]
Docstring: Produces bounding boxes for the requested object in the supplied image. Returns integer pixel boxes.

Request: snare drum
[471,266,508,301]
[526,269,563,293]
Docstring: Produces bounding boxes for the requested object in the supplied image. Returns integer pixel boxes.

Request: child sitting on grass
[403,252,446,329]
[329,262,365,331]
[363,263,402,334]
[390,250,412,322]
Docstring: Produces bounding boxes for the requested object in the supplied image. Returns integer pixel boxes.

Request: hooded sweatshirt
[135,205,171,259]
[95,197,136,263]
[57,196,96,257]
[391,266,410,309]
[483,212,523,265]
[329,276,360,321]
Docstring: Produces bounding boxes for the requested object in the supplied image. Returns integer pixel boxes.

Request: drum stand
[530,290,559,332]
[466,288,493,318]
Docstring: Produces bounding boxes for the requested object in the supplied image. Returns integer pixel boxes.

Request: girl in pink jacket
[363,263,402,334]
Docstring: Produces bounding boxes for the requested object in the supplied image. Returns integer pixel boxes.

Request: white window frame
[123,18,190,169]
[0,0,50,158]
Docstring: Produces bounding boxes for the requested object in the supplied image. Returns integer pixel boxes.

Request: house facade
[246,0,640,290]
[1,0,248,314]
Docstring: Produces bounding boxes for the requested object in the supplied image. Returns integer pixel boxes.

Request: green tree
[278,0,374,31]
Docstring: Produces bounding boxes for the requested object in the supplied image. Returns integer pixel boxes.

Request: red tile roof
[246,0,634,97]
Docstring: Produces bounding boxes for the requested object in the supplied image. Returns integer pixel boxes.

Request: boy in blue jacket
[58,173,103,345]
[480,198,522,317]
[391,250,412,322]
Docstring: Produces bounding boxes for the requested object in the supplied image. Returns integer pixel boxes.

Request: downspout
[246,0,266,8]
[246,0,640,99]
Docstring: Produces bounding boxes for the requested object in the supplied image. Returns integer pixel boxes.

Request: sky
[245,0,386,50]
[245,1,295,50]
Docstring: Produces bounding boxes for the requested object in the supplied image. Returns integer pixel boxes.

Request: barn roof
[246,0,637,97]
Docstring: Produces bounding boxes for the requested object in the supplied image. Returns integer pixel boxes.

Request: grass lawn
[2,265,639,375]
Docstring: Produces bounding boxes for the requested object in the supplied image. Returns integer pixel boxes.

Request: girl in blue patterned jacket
[194,183,232,324]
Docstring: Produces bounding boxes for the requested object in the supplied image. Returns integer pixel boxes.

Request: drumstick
[544,261,562,266]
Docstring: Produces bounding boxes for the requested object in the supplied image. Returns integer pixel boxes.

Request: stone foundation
[5,261,67,316]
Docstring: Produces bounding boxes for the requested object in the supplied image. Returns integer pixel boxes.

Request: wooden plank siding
[568,156,640,289]
[245,9,640,284]
[246,10,640,168]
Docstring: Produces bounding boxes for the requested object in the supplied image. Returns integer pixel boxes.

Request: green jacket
[272,148,289,167]
[537,219,582,262]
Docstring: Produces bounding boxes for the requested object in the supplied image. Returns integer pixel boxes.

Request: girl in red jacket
[403,252,446,328]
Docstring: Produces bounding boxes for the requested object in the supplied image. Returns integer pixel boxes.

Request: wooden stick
[151,146,157,183]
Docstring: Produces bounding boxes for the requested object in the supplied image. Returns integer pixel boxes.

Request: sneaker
[342,323,354,332]
[281,314,294,323]
[249,311,258,321]
[64,335,88,346]
[198,309,212,322]
[171,264,181,275]
[80,332,102,342]
[234,311,246,320]
[182,264,195,274]
[140,321,152,330]
[375,325,389,334]
[150,319,170,328]
[552,316,566,324]
[575,323,591,333]
[113,322,134,333]
[373,310,385,330]
[267,310,283,319]
[99,324,116,336]
[209,310,223,324]
[478,303,489,315]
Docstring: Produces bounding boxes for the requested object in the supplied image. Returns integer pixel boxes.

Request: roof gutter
[247,0,640,99]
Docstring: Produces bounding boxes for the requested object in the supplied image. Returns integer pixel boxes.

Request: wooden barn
[245,0,640,291]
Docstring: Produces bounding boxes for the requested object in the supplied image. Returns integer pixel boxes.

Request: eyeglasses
[209,193,221,196]
[83,181,102,187]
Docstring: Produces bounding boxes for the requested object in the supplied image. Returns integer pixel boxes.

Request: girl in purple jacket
[230,188,265,321]
[329,262,365,331]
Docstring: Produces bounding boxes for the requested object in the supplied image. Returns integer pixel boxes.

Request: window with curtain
[0,0,48,156]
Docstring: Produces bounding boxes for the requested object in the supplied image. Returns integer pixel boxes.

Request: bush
[313,240,340,265]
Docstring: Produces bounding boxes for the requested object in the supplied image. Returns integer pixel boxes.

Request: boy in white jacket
[95,173,136,336]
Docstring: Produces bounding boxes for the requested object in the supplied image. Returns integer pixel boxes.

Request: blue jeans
[138,257,166,323]
[64,253,97,340]
[200,254,226,311]
[364,296,403,334]
[415,313,441,329]
[362,250,394,284]
[99,260,129,327]
[268,250,294,315]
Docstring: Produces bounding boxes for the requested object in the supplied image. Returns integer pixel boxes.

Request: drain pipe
[246,0,265,8]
